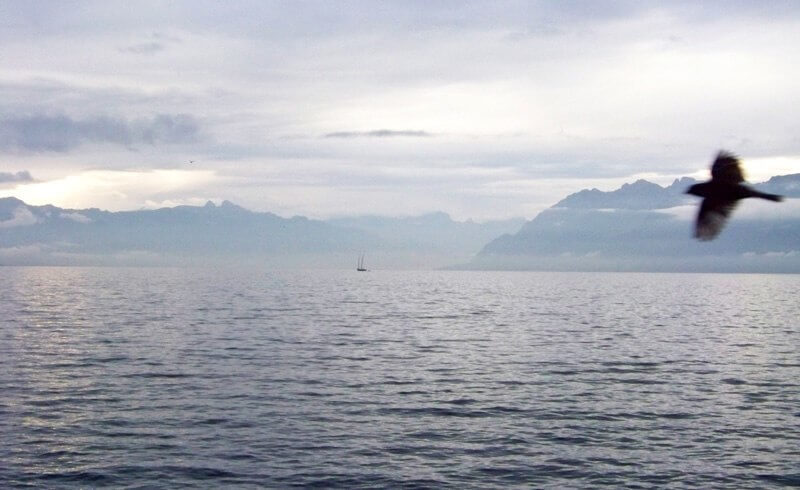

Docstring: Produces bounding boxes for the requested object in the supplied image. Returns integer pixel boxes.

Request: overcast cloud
[0,1,798,219]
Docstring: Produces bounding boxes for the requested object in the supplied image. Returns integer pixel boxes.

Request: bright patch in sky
[744,156,800,183]
[0,169,219,211]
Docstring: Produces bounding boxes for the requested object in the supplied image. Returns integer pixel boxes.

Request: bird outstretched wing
[695,197,738,240]
[710,151,744,184]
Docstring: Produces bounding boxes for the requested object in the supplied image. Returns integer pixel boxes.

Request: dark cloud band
[118,42,166,55]
[0,114,200,152]
[0,171,33,183]
[324,129,434,139]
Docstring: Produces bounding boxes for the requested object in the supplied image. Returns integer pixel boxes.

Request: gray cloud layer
[324,130,434,139]
[118,42,166,55]
[0,114,199,152]
[0,171,33,183]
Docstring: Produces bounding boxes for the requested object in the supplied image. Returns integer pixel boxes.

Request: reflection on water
[1,267,799,488]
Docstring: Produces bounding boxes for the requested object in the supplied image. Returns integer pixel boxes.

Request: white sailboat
[357,253,367,271]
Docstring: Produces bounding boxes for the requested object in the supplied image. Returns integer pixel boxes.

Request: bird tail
[751,190,783,202]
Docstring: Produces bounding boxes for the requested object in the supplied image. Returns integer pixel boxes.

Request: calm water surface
[1,267,798,488]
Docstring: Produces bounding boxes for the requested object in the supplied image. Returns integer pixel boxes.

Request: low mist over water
[1,268,798,488]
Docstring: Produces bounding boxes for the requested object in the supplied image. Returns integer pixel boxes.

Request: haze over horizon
[3,171,798,271]
[1,1,799,221]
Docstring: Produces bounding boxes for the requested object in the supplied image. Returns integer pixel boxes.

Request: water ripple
[1,268,798,488]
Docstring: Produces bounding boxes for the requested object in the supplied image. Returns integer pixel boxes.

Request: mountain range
[0,197,523,268]
[2,173,798,271]
[471,174,800,273]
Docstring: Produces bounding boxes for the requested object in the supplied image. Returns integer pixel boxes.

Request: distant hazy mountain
[4,174,798,271]
[0,198,523,268]
[757,174,800,197]
[553,177,697,210]
[470,174,800,273]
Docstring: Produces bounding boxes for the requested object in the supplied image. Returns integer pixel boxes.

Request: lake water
[1,267,798,488]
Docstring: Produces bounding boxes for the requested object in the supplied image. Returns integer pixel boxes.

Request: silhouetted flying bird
[686,150,783,241]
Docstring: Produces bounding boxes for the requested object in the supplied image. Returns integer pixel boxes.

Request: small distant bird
[686,150,783,240]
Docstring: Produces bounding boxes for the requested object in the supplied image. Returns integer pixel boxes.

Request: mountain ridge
[3,172,799,270]
[471,173,800,273]
[0,197,523,268]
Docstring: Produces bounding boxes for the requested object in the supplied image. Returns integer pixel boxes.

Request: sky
[1,1,799,221]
